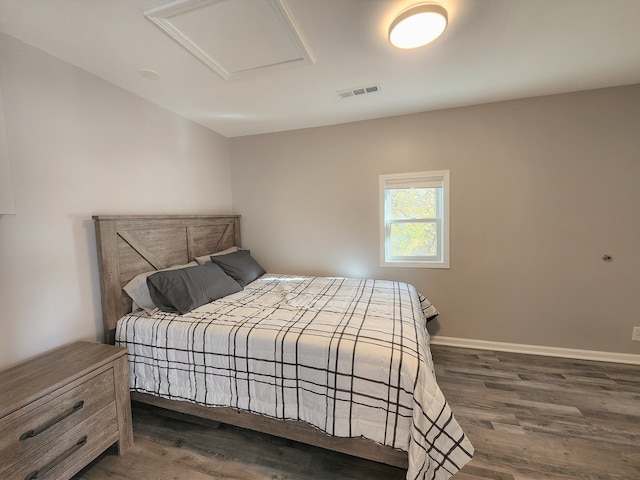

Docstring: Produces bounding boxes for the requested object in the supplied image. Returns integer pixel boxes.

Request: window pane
[388,188,437,219]
[380,170,449,268]
[389,222,437,257]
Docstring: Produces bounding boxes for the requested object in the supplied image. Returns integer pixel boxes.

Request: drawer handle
[20,400,85,441]
[24,435,88,480]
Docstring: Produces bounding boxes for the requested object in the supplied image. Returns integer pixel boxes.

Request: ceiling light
[388,3,448,49]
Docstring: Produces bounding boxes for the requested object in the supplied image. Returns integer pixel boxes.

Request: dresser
[0,341,133,479]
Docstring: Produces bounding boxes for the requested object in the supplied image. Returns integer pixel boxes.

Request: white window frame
[379,170,450,269]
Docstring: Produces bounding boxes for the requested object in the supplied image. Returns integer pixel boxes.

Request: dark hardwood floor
[76,345,640,479]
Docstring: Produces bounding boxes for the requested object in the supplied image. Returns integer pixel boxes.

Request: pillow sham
[209,249,266,287]
[194,246,240,265]
[123,261,197,313]
[146,262,242,315]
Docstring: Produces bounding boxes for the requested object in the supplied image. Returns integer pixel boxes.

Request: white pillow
[195,246,241,265]
[123,261,197,313]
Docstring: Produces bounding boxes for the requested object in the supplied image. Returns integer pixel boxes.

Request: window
[380,170,449,268]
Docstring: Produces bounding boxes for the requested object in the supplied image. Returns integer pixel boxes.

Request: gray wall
[0,33,232,369]
[230,85,640,355]
[1,29,637,367]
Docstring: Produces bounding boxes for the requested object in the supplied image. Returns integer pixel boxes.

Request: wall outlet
[633,327,640,342]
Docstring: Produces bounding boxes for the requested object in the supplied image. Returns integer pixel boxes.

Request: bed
[93,215,473,480]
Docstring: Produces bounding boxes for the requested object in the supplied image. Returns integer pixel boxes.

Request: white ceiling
[0,0,639,138]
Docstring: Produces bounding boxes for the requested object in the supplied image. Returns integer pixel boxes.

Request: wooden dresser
[0,341,133,480]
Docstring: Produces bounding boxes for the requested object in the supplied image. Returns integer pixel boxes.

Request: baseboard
[430,336,640,365]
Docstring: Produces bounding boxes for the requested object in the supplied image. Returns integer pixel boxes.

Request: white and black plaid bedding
[116,274,473,479]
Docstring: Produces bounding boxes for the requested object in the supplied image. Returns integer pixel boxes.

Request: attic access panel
[145,0,314,80]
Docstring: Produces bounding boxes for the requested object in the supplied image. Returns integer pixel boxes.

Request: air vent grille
[337,84,381,99]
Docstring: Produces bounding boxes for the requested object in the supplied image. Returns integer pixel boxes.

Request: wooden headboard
[93,215,241,344]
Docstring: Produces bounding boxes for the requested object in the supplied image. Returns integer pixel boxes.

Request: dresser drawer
[1,402,119,480]
[0,368,116,477]
[0,342,133,480]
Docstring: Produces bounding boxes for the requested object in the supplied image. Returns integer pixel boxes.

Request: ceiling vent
[337,84,381,99]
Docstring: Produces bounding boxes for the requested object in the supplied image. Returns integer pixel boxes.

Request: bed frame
[93,214,408,469]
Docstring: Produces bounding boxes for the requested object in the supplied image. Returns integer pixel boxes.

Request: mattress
[115,274,473,479]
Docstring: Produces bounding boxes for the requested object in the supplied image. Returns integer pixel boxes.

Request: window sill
[381,261,449,269]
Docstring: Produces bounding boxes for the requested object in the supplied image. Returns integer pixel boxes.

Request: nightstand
[0,341,133,479]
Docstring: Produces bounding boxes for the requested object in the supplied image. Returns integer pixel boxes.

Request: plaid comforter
[116,274,473,479]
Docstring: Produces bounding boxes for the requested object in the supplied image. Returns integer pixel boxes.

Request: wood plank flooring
[74,345,640,479]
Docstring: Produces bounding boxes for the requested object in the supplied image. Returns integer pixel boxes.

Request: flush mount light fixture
[388,3,448,49]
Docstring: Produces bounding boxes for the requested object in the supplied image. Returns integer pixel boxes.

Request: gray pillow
[209,250,266,287]
[122,262,197,313]
[147,263,242,314]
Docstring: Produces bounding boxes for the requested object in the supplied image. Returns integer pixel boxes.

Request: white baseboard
[430,336,640,365]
